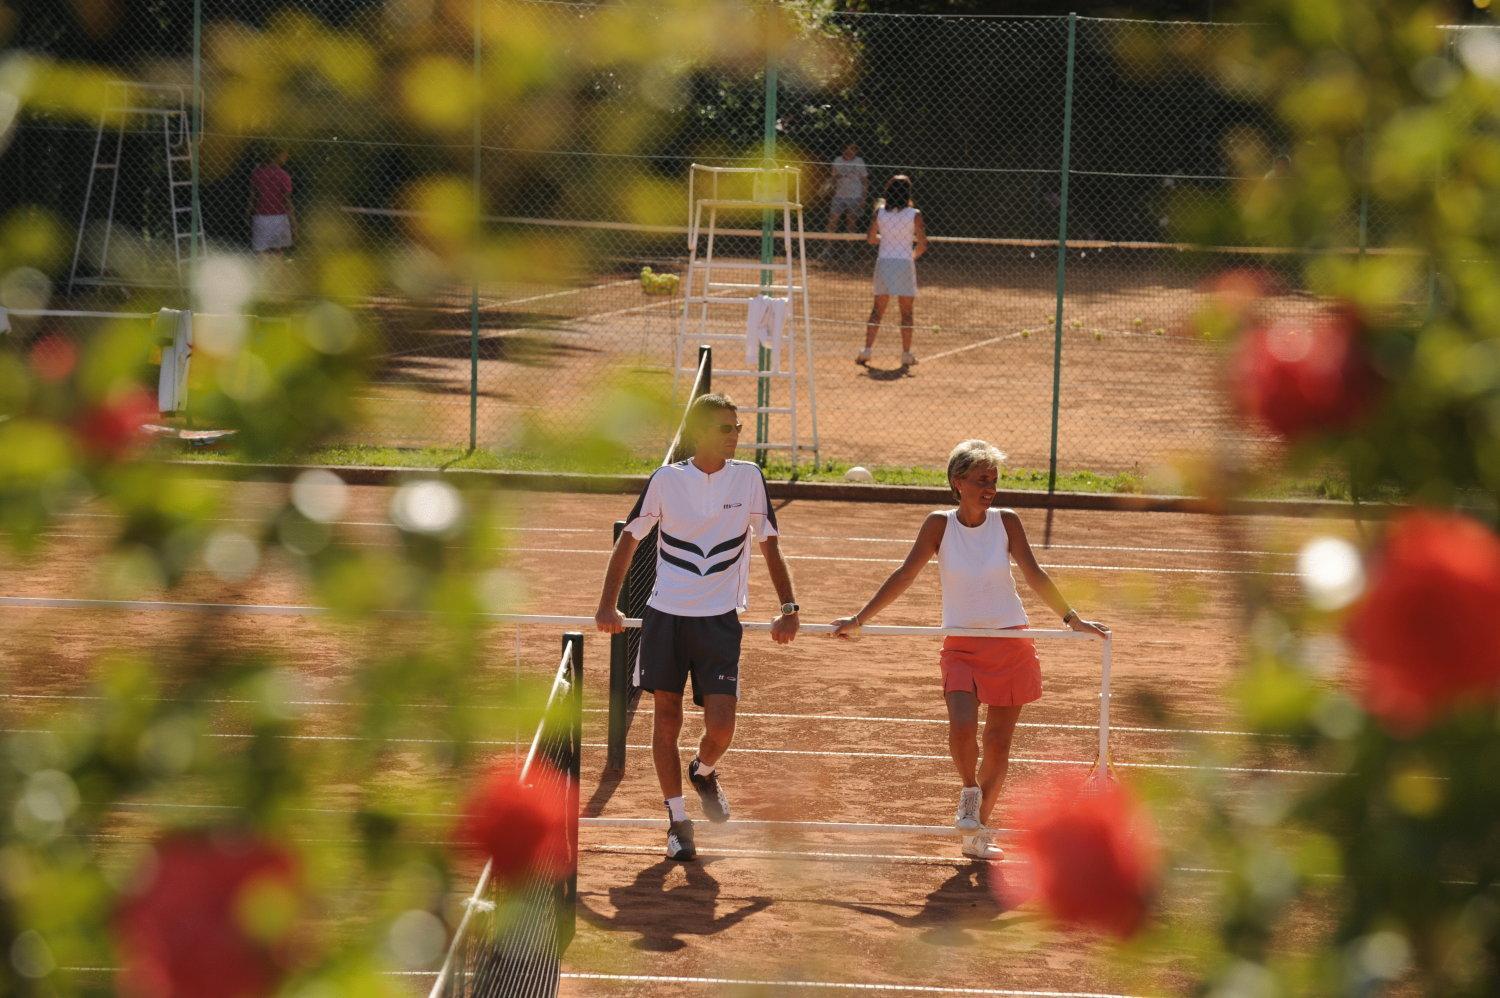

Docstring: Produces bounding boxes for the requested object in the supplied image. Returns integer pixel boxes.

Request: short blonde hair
[946,439,1007,499]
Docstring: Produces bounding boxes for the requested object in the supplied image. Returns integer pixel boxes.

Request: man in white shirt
[596,393,800,860]
[824,142,868,262]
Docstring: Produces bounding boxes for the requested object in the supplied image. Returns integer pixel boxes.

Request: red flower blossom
[29,334,78,382]
[1346,510,1500,732]
[1231,306,1378,441]
[76,389,157,460]
[114,832,302,998]
[454,758,575,887]
[994,778,1159,939]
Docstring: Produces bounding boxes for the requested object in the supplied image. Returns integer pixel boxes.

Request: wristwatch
[781,602,800,615]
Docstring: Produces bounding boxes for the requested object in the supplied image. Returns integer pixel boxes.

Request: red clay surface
[359,248,1316,474]
[0,482,1362,995]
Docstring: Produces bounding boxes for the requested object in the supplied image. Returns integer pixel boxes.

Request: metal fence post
[189,0,202,309]
[1046,13,1078,496]
[468,0,482,451]
[756,7,779,468]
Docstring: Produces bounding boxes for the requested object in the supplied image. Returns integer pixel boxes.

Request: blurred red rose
[1231,306,1378,441]
[29,334,78,382]
[994,778,1159,939]
[114,832,302,998]
[1346,510,1500,732]
[76,389,157,459]
[454,758,575,887]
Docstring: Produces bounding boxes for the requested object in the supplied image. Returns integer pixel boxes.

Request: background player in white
[822,142,868,263]
[830,440,1108,859]
[858,173,927,368]
[596,394,800,860]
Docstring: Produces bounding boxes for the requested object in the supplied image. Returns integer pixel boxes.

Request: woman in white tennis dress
[831,440,1109,859]
[857,174,927,369]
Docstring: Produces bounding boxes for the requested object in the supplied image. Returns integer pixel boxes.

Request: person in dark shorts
[596,393,800,860]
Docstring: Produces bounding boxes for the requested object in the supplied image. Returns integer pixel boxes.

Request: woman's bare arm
[867,213,881,246]
[834,512,945,633]
[913,211,928,259]
[1002,510,1108,635]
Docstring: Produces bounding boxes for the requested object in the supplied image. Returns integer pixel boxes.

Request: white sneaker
[901,351,918,367]
[955,786,981,831]
[962,827,1005,861]
[855,348,872,365]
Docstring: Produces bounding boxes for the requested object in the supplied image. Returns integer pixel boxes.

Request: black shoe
[688,758,730,823]
[666,818,696,861]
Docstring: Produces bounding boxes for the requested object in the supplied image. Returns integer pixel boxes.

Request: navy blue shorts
[639,607,742,705]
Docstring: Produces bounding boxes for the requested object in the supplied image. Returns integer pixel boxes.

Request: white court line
[0,695,1268,741]
[586,842,977,866]
[52,514,1296,561]
[37,532,1269,577]
[606,742,1333,776]
[920,330,1025,364]
[491,545,1294,578]
[0,724,1325,778]
[560,973,1141,998]
[582,816,994,836]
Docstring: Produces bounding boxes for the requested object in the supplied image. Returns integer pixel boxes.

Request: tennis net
[606,346,713,771]
[429,633,582,998]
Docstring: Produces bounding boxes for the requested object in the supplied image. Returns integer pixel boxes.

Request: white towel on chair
[155,308,193,414]
[745,295,787,368]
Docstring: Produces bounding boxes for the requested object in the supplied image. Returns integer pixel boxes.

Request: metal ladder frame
[68,82,202,295]
[674,164,820,470]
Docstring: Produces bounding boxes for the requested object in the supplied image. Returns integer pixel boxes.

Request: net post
[1089,632,1115,787]
[559,631,583,952]
[606,522,628,774]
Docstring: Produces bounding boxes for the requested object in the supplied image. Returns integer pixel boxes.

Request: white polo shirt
[623,459,779,616]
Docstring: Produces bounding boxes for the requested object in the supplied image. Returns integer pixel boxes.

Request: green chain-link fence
[5,3,1477,481]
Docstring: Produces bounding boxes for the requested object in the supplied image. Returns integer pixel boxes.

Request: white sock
[694,758,715,777]
[665,796,687,823]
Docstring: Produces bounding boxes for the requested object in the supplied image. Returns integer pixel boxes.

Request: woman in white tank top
[831,440,1108,859]
[856,174,927,369]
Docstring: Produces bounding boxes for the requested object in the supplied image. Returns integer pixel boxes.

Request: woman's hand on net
[1069,616,1110,638]
[830,616,862,640]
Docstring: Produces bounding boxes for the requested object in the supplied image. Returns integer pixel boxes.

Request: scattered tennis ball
[844,466,875,483]
[1152,327,1165,336]
[1132,317,1144,328]
[1020,329,1032,339]
[1093,331,1104,341]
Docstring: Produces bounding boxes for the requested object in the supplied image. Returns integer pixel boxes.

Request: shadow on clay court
[577,858,771,952]
[824,863,1037,944]
[860,363,912,381]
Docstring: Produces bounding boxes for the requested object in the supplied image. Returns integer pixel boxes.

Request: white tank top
[936,509,1028,630]
[876,206,918,260]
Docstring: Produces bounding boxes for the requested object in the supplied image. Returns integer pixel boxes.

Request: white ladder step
[742,442,796,451]
[685,295,797,306]
[705,282,803,292]
[744,406,793,415]
[93,163,118,170]
[689,261,795,271]
[679,367,790,379]
[688,333,762,342]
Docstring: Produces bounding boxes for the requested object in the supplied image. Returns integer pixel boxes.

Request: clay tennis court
[0,480,1360,995]
[355,229,1308,473]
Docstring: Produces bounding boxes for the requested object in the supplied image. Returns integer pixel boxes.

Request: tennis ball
[1093,331,1104,341]
[1021,329,1032,339]
[1132,317,1144,327]
[1152,328,1165,336]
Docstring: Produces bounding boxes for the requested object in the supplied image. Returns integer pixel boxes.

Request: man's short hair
[687,393,737,434]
